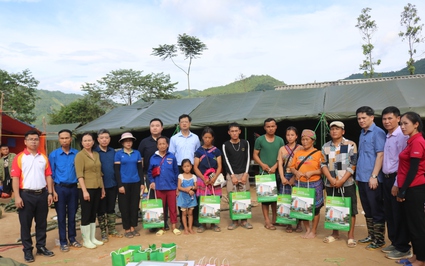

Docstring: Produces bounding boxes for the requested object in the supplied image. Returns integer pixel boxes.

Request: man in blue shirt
[94,129,122,242]
[169,114,201,229]
[356,106,386,250]
[49,129,81,252]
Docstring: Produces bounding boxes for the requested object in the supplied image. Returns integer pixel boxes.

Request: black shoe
[24,251,35,263]
[36,246,55,257]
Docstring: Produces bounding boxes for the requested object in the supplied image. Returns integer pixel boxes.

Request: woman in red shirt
[397,112,425,266]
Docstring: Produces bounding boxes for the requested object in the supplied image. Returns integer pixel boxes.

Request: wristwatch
[370,174,378,179]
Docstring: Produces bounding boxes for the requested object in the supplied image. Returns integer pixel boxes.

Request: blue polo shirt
[357,123,386,182]
[114,149,142,183]
[94,146,117,188]
[169,131,200,166]
[49,147,78,184]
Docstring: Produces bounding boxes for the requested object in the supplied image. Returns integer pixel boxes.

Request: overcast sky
[1,0,424,94]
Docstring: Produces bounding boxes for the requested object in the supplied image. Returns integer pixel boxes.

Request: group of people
[7,108,425,266]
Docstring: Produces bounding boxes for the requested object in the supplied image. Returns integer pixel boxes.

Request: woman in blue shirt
[114,132,144,238]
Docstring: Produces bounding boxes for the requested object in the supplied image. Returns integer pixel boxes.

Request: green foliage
[48,96,107,125]
[152,33,207,93]
[345,57,425,79]
[191,75,284,97]
[34,90,83,126]
[356,7,381,78]
[399,3,424,75]
[0,69,40,124]
[82,69,178,105]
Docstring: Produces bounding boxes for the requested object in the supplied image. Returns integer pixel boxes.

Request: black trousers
[118,182,140,230]
[79,188,101,226]
[98,186,118,215]
[358,181,385,223]
[403,184,425,261]
[18,190,48,252]
[383,175,410,252]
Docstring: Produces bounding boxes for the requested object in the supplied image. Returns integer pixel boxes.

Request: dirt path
[0,187,395,266]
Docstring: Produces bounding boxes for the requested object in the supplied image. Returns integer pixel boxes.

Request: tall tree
[356,8,381,78]
[0,69,39,123]
[82,69,177,105]
[399,3,424,75]
[152,33,207,95]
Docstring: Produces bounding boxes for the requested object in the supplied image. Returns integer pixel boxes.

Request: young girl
[177,159,198,235]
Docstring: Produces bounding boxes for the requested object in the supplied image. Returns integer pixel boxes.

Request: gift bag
[276,194,297,225]
[141,189,164,229]
[110,245,142,266]
[149,243,177,262]
[132,248,151,262]
[289,181,315,221]
[255,174,278,202]
[324,189,351,232]
[199,186,220,224]
[229,187,252,220]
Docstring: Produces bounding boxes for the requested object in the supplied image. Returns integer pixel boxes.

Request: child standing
[177,159,198,234]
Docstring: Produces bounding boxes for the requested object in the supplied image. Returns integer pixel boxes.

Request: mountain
[176,75,285,98]
[345,58,425,79]
[34,90,83,127]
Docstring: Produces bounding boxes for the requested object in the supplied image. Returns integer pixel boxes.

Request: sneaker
[381,245,396,253]
[358,236,373,244]
[365,241,385,250]
[386,249,413,260]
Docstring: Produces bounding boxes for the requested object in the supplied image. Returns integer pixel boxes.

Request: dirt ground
[0,186,396,266]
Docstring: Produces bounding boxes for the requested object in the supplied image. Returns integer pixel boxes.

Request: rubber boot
[89,223,104,246]
[366,223,386,250]
[359,217,374,244]
[80,225,96,249]
[97,214,109,242]
[107,213,123,238]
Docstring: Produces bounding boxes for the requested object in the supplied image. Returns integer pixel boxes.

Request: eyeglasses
[26,138,40,142]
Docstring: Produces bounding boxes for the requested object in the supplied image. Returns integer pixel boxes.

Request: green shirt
[254,135,284,168]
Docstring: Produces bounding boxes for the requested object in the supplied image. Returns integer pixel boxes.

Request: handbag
[152,156,166,178]
[255,173,277,202]
[289,180,316,221]
[229,186,252,220]
[324,188,351,232]
[141,188,164,229]
[203,148,225,187]
[199,186,220,224]
[213,173,226,187]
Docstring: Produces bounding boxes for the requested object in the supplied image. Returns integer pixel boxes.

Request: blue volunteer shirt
[357,123,386,182]
[94,146,117,188]
[49,147,78,184]
[114,149,142,183]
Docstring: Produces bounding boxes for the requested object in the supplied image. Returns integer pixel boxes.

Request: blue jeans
[55,184,79,245]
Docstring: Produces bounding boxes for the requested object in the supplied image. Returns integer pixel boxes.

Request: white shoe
[90,223,104,246]
[80,225,96,249]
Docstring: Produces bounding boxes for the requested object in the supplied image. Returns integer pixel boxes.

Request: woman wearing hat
[114,132,144,238]
[290,129,324,239]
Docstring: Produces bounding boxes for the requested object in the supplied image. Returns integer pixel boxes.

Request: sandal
[156,229,165,236]
[286,226,293,233]
[212,225,221,232]
[264,224,276,230]
[124,231,134,238]
[132,230,140,236]
[347,239,357,248]
[323,235,339,243]
[227,223,239,230]
[395,259,411,265]
[241,222,253,229]
[173,229,182,236]
[69,241,82,248]
[295,224,303,233]
[197,226,206,233]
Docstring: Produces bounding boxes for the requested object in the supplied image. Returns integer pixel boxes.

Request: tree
[355,8,381,78]
[152,33,207,95]
[48,96,107,125]
[399,3,424,75]
[0,69,40,123]
[82,69,177,105]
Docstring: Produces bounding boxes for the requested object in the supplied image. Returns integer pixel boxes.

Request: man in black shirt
[222,122,253,230]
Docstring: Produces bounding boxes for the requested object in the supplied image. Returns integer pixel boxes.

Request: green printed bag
[255,174,278,202]
[289,182,315,221]
[199,186,220,224]
[324,193,351,232]
[229,190,252,220]
[276,194,297,225]
[110,245,142,266]
[141,189,164,229]
[149,243,177,262]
